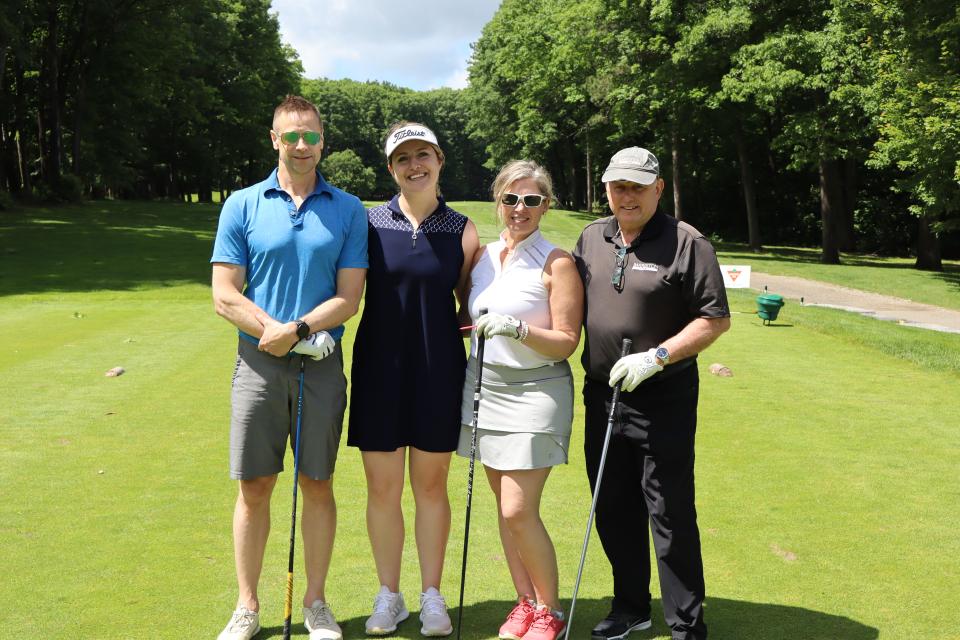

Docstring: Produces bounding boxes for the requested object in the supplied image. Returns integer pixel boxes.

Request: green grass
[2,200,959,639]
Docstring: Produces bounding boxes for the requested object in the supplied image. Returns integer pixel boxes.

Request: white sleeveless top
[468,229,558,369]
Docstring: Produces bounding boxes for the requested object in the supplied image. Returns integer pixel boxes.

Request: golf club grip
[609,338,632,405]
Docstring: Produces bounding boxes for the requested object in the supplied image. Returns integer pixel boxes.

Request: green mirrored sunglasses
[275,130,322,145]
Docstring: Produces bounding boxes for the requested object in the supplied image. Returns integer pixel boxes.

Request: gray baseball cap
[601,147,660,185]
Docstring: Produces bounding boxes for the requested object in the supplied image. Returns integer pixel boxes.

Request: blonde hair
[491,160,554,225]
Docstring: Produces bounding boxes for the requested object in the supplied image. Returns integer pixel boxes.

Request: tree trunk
[562,141,580,210]
[15,130,27,192]
[44,5,63,181]
[818,158,842,264]
[13,61,31,192]
[671,126,683,220]
[734,126,761,251]
[72,74,85,175]
[838,155,857,251]
[0,125,7,192]
[915,215,942,271]
[36,112,45,180]
[0,38,7,192]
[585,139,593,215]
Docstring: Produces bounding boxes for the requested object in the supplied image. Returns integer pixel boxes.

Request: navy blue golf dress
[348,195,468,452]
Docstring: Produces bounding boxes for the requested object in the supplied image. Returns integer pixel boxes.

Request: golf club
[456,307,488,640]
[282,358,306,640]
[563,337,632,640]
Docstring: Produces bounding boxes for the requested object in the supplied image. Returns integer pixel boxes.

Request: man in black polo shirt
[572,147,730,640]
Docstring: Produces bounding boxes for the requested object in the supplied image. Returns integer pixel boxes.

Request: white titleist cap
[384,124,440,159]
[601,147,660,185]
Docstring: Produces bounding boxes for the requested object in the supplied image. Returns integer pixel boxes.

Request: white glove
[291,331,335,361]
[475,312,523,340]
[608,348,663,391]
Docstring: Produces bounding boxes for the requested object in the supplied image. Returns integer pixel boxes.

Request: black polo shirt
[573,212,730,383]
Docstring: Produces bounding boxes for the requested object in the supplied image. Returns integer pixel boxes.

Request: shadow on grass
[251,598,878,639]
[0,201,220,296]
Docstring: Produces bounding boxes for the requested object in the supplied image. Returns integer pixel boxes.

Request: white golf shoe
[304,599,343,640]
[365,585,409,635]
[419,587,453,636]
[217,607,261,640]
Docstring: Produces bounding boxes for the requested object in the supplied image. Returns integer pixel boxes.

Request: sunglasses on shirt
[275,130,323,146]
[501,192,547,208]
[611,245,628,292]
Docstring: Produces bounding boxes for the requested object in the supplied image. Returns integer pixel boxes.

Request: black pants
[583,367,707,640]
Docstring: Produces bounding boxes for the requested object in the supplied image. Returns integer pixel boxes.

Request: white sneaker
[419,587,453,637]
[365,585,409,635]
[304,600,343,640]
[217,607,261,640]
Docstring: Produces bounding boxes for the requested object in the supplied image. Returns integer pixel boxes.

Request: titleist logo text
[393,129,427,143]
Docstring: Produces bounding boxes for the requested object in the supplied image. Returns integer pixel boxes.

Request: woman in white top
[457,160,583,640]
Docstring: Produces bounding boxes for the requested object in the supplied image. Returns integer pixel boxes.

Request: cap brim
[601,168,658,185]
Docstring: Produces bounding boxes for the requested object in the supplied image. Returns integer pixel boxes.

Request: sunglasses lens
[302,131,322,145]
[501,193,520,206]
[279,131,298,144]
[522,195,544,207]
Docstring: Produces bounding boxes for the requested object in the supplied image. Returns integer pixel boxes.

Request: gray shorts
[230,338,346,481]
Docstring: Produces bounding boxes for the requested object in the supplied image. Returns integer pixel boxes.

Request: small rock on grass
[708,363,733,377]
[105,366,125,377]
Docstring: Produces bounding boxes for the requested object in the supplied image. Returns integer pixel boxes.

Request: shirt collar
[602,210,666,246]
[262,168,333,199]
[386,194,447,220]
[499,227,543,252]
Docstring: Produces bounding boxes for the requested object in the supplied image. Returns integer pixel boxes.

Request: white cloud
[271,0,500,90]
[439,66,471,91]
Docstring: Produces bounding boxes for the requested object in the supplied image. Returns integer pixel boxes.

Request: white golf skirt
[456,358,573,470]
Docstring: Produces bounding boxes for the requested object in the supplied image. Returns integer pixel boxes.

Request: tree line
[1,0,299,203]
[2,0,957,268]
[466,0,959,269]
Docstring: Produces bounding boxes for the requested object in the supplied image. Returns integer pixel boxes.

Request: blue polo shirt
[211,168,368,343]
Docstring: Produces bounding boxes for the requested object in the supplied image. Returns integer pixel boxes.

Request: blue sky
[270,0,502,91]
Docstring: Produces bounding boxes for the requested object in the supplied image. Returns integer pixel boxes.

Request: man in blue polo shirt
[211,95,368,640]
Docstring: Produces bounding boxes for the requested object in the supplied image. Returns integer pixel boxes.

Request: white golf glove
[608,348,663,391]
[475,312,523,340]
[291,331,335,361]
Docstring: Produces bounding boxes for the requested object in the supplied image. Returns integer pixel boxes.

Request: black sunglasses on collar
[611,245,628,292]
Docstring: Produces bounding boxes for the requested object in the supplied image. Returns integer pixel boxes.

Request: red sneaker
[522,608,566,640]
[498,600,536,640]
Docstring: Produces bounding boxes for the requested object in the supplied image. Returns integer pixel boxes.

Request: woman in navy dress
[348,122,479,637]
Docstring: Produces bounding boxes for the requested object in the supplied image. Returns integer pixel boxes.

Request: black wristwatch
[294,319,311,340]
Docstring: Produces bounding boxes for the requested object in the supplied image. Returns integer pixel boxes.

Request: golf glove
[476,312,523,340]
[291,331,335,361]
[609,348,663,391]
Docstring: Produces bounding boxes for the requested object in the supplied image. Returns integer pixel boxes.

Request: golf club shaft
[564,338,632,640]
[283,359,306,640]
[456,308,487,640]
